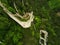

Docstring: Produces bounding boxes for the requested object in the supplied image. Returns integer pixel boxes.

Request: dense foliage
[0,0,60,45]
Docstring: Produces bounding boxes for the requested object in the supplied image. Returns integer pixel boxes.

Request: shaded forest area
[0,0,60,45]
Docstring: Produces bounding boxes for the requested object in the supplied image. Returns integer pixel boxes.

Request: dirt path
[23,29,37,45]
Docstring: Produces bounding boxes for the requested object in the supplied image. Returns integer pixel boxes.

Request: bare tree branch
[0,1,34,28]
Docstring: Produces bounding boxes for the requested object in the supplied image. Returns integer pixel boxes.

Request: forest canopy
[0,0,60,45]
